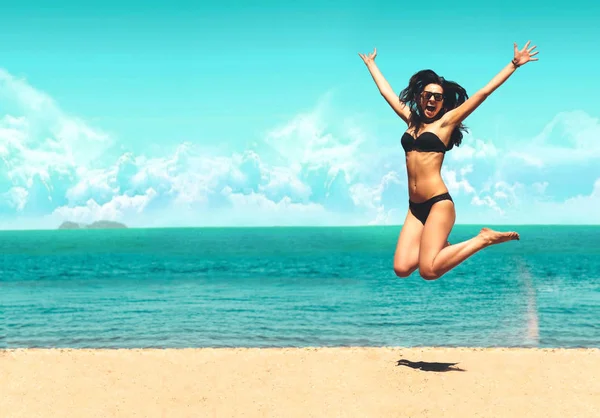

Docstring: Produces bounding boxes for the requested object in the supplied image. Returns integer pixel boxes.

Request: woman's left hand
[513,41,539,66]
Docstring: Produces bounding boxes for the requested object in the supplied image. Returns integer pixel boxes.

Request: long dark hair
[398,69,469,149]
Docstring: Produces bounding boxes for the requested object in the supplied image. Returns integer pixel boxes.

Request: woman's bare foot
[478,227,519,247]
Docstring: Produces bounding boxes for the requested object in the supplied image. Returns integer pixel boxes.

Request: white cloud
[538,178,600,222]
[262,99,365,180]
[443,166,476,195]
[0,73,375,228]
[506,152,544,168]
[0,69,112,220]
[53,189,157,225]
[0,69,110,169]
[450,136,498,161]
[519,110,600,166]
[532,181,548,195]
[471,195,503,214]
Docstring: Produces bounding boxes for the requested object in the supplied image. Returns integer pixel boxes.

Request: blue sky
[0,0,599,228]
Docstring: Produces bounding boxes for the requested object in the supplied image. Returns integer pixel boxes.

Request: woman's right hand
[358,48,377,65]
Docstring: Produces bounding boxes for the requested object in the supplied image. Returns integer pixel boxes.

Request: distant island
[58,220,128,230]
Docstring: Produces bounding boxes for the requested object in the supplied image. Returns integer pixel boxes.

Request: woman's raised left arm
[442,41,539,127]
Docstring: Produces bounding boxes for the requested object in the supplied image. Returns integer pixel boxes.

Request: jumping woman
[359,41,538,280]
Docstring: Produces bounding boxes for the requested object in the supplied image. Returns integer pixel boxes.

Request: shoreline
[2,345,599,351]
[3,346,598,417]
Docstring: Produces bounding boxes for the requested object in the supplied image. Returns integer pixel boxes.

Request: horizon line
[1,223,599,232]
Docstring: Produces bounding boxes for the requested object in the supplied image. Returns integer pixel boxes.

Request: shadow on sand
[396,359,466,372]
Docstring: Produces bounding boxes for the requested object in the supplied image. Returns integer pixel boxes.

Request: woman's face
[420,83,444,119]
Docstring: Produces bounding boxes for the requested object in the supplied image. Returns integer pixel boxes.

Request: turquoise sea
[2,226,599,349]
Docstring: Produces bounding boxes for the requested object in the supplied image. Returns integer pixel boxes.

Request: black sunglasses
[422,91,444,102]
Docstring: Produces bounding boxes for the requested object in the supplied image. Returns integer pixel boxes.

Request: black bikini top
[401,131,452,154]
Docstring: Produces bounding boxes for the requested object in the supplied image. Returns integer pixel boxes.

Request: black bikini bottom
[409,192,453,225]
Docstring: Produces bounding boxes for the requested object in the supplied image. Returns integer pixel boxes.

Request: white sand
[2,347,599,417]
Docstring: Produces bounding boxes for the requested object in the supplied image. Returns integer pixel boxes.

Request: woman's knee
[418,268,441,280]
[394,262,416,278]
[418,260,442,281]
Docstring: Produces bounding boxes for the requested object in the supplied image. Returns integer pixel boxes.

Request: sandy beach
[1,347,598,417]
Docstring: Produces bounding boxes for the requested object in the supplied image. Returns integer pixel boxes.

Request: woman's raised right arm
[359,48,411,124]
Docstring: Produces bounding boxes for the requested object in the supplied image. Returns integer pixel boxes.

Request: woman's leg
[418,200,519,280]
[393,209,425,277]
